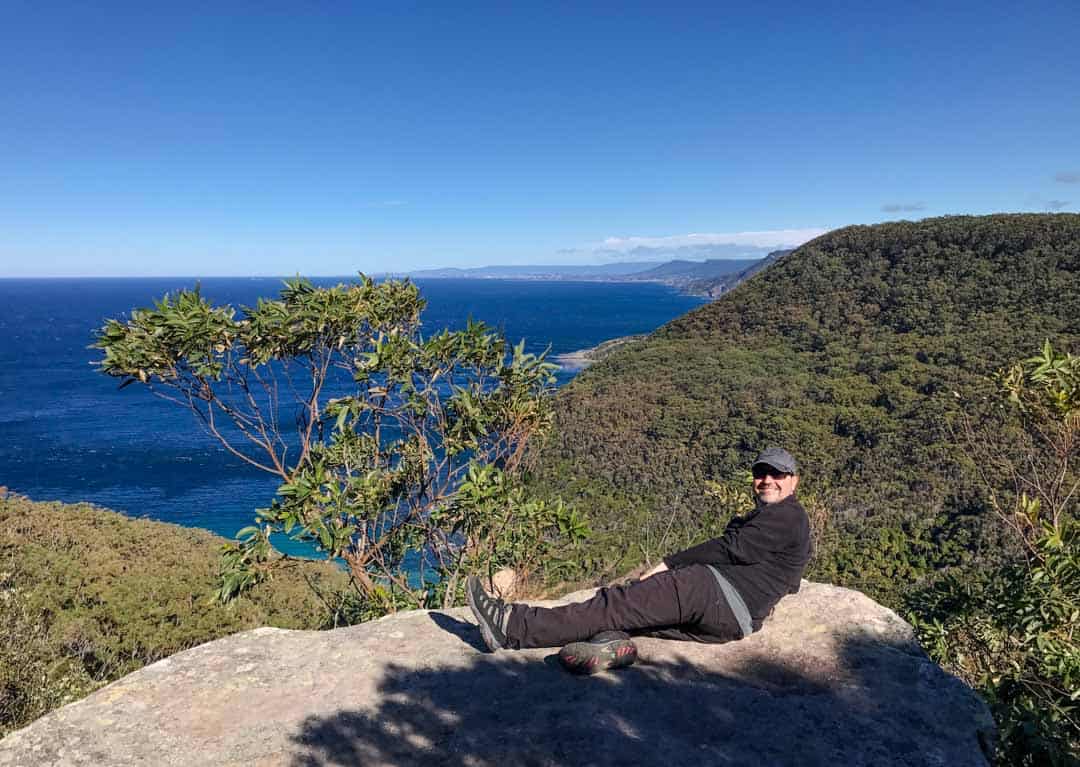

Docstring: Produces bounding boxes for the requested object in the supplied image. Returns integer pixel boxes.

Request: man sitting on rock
[467,447,813,674]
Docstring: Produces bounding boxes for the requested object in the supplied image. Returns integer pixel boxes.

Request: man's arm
[640,561,669,579]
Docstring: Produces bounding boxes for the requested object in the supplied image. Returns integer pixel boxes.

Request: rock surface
[0,581,994,766]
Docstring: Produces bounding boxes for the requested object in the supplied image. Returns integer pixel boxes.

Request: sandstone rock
[0,581,994,766]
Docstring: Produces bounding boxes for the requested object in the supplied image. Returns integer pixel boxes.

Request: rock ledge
[0,581,994,766]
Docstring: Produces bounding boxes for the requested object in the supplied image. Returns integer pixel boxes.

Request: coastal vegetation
[909,342,1079,764]
[0,496,349,736]
[529,213,1079,761]
[6,214,1076,760]
[533,214,1079,591]
[93,276,581,614]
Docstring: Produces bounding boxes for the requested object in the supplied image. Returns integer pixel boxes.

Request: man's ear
[791,475,800,491]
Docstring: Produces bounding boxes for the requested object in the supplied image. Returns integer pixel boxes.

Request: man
[467,447,812,673]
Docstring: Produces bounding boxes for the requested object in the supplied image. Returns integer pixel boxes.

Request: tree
[990,341,1079,551]
[94,276,584,614]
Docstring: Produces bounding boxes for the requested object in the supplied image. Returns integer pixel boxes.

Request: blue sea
[0,277,704,548]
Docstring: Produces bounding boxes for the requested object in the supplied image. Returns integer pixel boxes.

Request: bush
[908,344,1079,764]
[0,572,98,739]
[0,495,350,736]
[909,522,1078,765]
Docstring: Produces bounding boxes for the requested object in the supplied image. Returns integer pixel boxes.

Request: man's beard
[755,488,787,505]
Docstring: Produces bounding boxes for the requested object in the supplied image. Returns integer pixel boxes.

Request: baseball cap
[752,447,798,475]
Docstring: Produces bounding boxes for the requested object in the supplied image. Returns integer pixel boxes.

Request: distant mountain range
[404,262,665,279]
[398,255,793,297]
[625,258,760,280]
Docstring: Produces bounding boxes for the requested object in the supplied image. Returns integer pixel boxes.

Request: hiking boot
[558,631,638,675]
[466,575,512,651]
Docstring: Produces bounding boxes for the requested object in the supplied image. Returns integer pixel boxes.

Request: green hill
[532,214,1080,597]
[0,495,350,736]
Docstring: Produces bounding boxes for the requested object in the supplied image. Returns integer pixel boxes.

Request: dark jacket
[663,495,812,630]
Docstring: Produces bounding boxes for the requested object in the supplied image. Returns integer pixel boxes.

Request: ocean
[0,277,705,548]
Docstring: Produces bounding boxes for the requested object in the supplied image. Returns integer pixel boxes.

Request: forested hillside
[0,496,350,736]
[532,214,1080,599]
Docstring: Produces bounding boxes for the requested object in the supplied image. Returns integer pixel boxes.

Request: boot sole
[558,636,638,675]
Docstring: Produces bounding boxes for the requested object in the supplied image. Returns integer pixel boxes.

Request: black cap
[752,447,798,475]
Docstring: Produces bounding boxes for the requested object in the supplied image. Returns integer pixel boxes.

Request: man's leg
[504,564,742,649]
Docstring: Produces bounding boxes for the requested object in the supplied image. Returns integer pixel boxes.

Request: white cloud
[595,228,828,252]
[1026,193,1073,211]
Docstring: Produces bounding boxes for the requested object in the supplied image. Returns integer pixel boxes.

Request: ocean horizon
[0,277,705,552]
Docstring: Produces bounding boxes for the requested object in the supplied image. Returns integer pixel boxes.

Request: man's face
[752,465,799,505]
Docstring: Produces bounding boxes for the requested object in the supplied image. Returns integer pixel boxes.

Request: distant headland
[382,250,793,298]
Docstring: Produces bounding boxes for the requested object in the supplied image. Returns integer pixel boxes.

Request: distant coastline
[396,251,790,299]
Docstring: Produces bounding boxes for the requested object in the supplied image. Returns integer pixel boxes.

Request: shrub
[910,522,1078,765]
[909,344,1079,764]
[0,496,349,736]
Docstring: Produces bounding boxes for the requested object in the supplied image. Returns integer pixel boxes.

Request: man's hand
[640,562,669,580]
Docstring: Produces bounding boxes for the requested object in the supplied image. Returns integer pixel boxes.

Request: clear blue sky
[2,1,1077,276]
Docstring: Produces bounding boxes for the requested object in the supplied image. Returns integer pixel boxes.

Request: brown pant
[504,564,744,649]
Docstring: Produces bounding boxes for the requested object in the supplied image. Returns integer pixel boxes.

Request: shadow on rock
[288,632,992,767]
[425,612,488,653]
